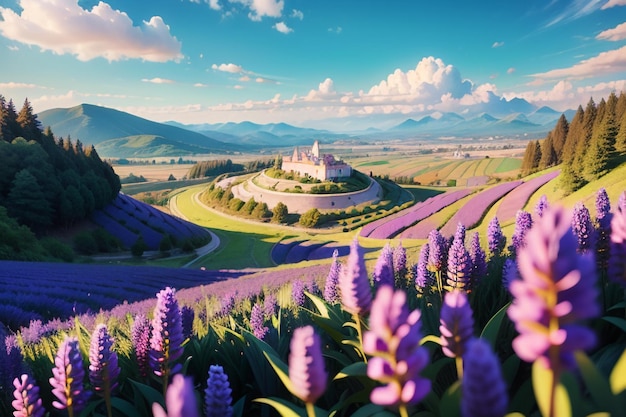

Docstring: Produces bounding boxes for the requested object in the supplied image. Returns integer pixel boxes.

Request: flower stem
[353,312,367,362]
[305,401,316,417]
[455,356,464,380]
[399,404,409,417]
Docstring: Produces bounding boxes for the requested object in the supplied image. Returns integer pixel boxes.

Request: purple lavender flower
[89,324,120,399]
[446,229,472,292]
[150,287,184,381]
[49,336,90,413]
[373,243,395,287]
[338,238,373,315]
[501,258,519,291]
[595,188,612,270]
[469,232,487,288]
[250,303,268,340]
[572,202,596,253]
[152,374,200,417]
[363,286,431,408]
[205,365,233,417]
[507,206,599,370]
[219,294,235,317]
[427,229,448,273]
[292,280,306,307]
[620,191,626,213]
[595,188,611,222]
[461,339,508,417]
[510,210,532,255]
[263,294,278,317]
[487,217,506,256]
[535,194,549,218]
[393,242,408,277]
[323,249,341,303]
[12,374,44,417]
[288,326,328,404]
[439,290,474,358]
[415,243,431,289]
[609,197,626,287]
[131,314,151,378]
[181,306,195,340]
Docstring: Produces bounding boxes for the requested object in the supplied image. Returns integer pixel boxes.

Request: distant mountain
[38,104,234,158]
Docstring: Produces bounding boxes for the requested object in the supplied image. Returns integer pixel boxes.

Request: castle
[281,140,352,181]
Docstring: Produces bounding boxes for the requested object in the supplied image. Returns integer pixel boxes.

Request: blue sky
[1,0,626,130]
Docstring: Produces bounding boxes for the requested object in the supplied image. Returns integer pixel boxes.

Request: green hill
[38,104,236,158]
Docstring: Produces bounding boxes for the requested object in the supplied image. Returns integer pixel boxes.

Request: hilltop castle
[282,140,352,181]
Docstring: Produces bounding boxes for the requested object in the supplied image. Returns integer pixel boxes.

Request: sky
[1,0,626,130]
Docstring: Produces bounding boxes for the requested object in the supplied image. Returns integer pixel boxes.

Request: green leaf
[254,397,304,417]
[348,403,395,417]
[602,316,626,333]
[128,379,164,410]
[111,397,145,417]
[305,292,331,319]
[263,349,296,395]
[334,362,368,380]
[575,351,615,413]
[480,301,511,348]
[532,361,572,417]
[610,347,626,395]
[438,380,461,417]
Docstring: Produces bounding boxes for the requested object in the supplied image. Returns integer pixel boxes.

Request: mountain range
[37,100,573,158]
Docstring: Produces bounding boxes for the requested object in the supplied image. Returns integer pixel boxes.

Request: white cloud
[545,0,605,27]
[328,26,342,34]
[194,83,208,87]
[232,0,283,20]
[0,0,183,62]
[492,41,504,48]
[212,63,244,73]
[291,9,303,20]
[530,45,626,82]
[7,45,18,51]
[273,21,292,34]
[239,75,251,82]
[0,82,39,89]
[602,0,626,9]
[209,0,221,10]
[507,67,516,74]
[597,22,626,41]
[233,85,244,89]
[305,78,337,101]
[142,77,175,84]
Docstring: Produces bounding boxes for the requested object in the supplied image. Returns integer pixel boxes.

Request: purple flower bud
[535,194,549,218]
[373,243,395,287]
[152,374,200,417]
[595,189,612,270]
[502,258,519,291]
[461,339,508,417]
[439,290,475,358]
[181,306,195,340]
[339,238,372,315]
[393,242,408,277]
[89,324,120,398]
[289,326,327,404]
[595,188,611,222]
[323,249,341,303]
[572,202,595,253]
[150,287,184,379]
[205,365,233,417]
[427,229,448,273]
[292,280,306,307]
[363,286,431,407]
[446,230,472,292]
[131,314,152,378]
[609,197,626,287]
[250,303,268,340]
[49,336,89,413]
[619,191,626,213]
[510,210,532,255]
[507,206,600,370]
[415,243,431,288]
[469,232,487,288]
[263,294,278,317]
[12,374,44,417]
[487,217,506,256]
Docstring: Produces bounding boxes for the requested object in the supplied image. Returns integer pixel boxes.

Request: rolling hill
[38,104,235,158]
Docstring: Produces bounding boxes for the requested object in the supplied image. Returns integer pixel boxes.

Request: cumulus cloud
[291,9,303,20]
[0,0,183,62]
[305,78,337,101]
[230,0,283,20]
[530,45,626,82]
[492,41,504,48]
[209,0,221,10]
[597,22,626,41]
[273,21,293,34]
[212,63,244,73]
[602,0,626,9]
[507,67,516,74]
[0,82,39,89]
[142,77,175,84]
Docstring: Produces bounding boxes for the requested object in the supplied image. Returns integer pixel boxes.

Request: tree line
[521,91,626,193]
[0,95,120,233]
[186,158,274,179]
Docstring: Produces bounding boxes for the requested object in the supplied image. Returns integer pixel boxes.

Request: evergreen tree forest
[0,95,120,238]
[520,91,626,194]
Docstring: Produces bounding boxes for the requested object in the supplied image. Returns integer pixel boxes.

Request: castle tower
[311,140,320,159]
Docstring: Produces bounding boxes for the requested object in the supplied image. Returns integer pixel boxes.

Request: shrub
[40,237,75,262]
[159,234,173,252]
[228,198,245,212]
[131,236,147,257]
[272,202,288,223]
[73,231,98,255]
[299,208,321,228]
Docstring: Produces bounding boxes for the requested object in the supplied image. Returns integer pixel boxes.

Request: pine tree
[6,169,53,231]
[560,106,585,193]
[532,139,542,170]
[615,91,626,123]
[16,98,41,142]
[584,107,617,181]
[520,140,536,175]
[616,112,626,152]
[539,133,557,169]
[552,114,569,163]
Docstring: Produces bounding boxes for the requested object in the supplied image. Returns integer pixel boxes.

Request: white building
[282,140,352,181]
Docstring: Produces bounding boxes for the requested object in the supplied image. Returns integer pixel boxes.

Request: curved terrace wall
[231,172,383,214]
